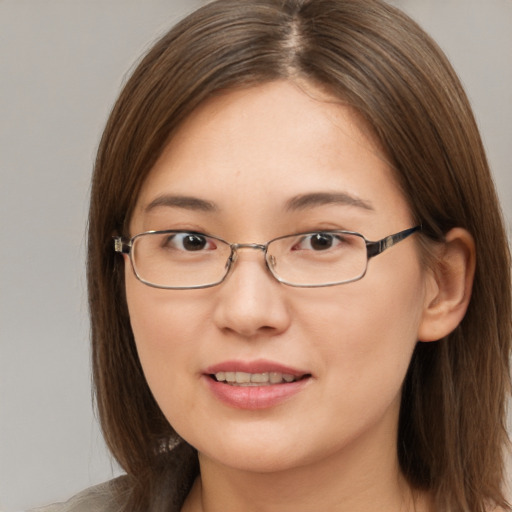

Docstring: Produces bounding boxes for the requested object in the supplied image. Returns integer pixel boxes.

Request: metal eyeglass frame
[114,225,421,289]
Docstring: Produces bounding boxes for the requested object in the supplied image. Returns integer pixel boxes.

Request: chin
[200,446,308,474]
[186,424,348,476]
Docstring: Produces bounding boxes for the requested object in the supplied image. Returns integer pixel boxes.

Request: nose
[212,247,292,339]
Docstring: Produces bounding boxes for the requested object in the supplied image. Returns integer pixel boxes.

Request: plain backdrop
[0,1,510,510]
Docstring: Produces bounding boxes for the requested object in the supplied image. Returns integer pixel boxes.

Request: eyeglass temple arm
[113,236,131,254]
[366,226,421,259]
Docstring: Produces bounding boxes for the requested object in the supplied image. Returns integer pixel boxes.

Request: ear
[417,228,476,342]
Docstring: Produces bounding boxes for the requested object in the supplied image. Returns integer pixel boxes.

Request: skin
[124,80,453,512]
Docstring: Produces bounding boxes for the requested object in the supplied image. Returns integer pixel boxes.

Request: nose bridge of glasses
[229,242,268,262]
[231,242,267,251]
[223,241,280,287]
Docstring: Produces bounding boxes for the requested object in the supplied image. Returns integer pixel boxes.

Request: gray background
[0,1,510,510]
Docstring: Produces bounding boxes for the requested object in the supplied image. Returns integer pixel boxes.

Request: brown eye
[309,233,335,250]
[293,233,341,251]
[163,233,216,251]
[182,234,207,251]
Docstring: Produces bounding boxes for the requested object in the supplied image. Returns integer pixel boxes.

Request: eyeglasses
[114,226,421,289]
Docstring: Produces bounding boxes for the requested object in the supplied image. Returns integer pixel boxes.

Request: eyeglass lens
[130,231,369,289]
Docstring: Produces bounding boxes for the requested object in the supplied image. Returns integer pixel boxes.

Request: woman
[38,0,511,511]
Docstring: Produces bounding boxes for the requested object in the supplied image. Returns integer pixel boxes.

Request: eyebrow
[144,194,218,213]
[143,191,373,214]
[285,192,374,212]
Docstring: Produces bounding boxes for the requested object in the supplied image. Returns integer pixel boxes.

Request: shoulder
[28,478,123,512]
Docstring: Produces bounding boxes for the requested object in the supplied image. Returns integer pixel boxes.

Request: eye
[163,232,217,251]
[293,232,343,251]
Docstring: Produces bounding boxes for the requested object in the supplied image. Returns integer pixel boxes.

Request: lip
[202,359,312,410]
[205,359,309,376]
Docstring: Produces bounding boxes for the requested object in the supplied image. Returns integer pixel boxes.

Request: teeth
[238,372,251,383]
[269,372,282,384]
[214,371,300,386]
[250,373,268,383]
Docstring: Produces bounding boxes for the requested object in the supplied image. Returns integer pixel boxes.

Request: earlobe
[417,228,476,342]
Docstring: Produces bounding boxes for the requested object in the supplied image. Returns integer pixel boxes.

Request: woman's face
[126,81,431,474]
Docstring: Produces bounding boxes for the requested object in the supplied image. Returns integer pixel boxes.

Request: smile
[204,360,312,409]
[213,371,303,386]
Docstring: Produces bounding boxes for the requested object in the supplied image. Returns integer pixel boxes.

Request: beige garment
[29,443,198,512]
[29,480,119,512]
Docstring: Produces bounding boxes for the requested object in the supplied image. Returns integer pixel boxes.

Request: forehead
[131,80,410,236]
[152,80,387,174]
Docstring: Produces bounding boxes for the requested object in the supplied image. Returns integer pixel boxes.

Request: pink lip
[202,359,311,410]
[205,359,308,376]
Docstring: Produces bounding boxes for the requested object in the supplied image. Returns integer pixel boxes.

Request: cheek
[124,254,209,343]
[124,270,204,399]
[124,279,215,442]
[304,259,426,401]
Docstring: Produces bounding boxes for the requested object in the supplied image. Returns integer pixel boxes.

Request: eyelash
[161,232,217,251]
[292,232,347,251]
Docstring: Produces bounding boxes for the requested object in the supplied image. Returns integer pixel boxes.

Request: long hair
[87,1,511,510]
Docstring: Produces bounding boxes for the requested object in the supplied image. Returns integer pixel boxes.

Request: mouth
[203,361,311,409]
[210,371,310,386]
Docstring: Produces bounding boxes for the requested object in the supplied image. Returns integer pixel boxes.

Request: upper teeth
[214,371,298,385]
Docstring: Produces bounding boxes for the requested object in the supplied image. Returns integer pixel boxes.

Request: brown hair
[88,0,511,510]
